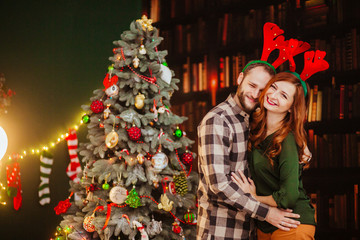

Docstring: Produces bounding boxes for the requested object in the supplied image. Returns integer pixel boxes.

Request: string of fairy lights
[0,112,88,207]
[7,116,86,161]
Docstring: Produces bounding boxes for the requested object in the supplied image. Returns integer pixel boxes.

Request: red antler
[260,22,286,62]
[272,39,311,70]
[300,50,329,81]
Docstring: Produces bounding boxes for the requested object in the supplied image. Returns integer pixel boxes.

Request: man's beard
[237,89,258,114]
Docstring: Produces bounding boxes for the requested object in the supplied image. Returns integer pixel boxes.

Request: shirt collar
[227,93,250,126]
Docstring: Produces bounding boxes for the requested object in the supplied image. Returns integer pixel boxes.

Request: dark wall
[0,1,141,239]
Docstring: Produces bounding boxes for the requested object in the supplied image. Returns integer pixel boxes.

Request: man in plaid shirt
[197,62,301,240]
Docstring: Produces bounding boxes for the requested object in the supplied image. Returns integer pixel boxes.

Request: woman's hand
[231,170,257,197]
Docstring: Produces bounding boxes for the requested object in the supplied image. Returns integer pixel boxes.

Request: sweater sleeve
[272,134,300,209]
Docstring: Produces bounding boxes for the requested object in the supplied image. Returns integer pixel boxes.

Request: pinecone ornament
[173,172,188,196]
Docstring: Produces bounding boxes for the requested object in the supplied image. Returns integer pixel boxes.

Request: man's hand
[265,207,300,231]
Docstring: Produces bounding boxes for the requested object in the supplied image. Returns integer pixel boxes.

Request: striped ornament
[65,129,82,183]
[39,151,53,205]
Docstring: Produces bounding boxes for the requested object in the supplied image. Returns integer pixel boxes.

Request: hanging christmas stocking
[65,129,82,183]
[39,151,53,205]
[6,154,22,210]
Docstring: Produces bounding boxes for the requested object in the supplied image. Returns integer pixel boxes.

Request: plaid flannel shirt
[197,94,269,240]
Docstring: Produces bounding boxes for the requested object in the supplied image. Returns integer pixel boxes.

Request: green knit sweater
[249,132,316,233]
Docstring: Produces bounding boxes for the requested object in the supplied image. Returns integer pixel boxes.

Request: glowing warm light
[65,133,69,137]
[0,126,8,161]
[36,149,40,154]
[51,142,55,147]
[61,134,64,139]
[80,120,84,124]
[23,151,27,155]
[32,149,35,154]
[74,125,79,130]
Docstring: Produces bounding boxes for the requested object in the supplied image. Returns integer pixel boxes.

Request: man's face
[236,67,273,113]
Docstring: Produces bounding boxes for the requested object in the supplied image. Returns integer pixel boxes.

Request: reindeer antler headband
[242,23,310,74]
[284,39,330,97]
[244,22,329,97]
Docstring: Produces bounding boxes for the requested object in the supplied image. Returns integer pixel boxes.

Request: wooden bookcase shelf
[143,0,360,238]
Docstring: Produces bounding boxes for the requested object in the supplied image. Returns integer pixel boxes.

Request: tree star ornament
[136,15,153,31]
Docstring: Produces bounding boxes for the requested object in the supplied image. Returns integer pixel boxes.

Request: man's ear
[237,72,244,85]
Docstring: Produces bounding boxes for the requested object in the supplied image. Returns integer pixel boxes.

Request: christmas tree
[57,16,198,240]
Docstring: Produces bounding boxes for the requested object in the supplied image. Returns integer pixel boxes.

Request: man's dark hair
[242,61,276,78]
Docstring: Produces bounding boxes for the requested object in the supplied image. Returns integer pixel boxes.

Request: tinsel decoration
[125,187,142,208]
[173,172,188,196]
[90,100,104,113]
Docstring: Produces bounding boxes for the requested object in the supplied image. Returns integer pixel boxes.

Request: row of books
[171,100,209,134]
[311,192,348,229]
[308,130,360,168]
[307,82,360,122]
[180,51,288,93]
[150,0,288,24]
[311,184,360,230]
[158,3,288,55]
[310,29,360,72]
[182,56,208,93]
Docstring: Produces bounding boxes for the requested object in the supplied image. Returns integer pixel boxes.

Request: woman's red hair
[248,72,311,168]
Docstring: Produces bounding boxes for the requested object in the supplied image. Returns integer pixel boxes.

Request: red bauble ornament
[181,151,194,166]
[172,222,182,234]
[127,126,141,141]
[91,100,104,113]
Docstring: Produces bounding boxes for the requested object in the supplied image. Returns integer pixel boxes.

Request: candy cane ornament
[132,220,149,240]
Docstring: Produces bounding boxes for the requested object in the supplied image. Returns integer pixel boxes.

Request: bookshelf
[142,0,360,239]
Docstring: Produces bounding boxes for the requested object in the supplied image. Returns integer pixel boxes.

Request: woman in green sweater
[232,72,316,239]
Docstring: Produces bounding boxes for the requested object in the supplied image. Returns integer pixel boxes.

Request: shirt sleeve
[272,134,300,209]
[198,114,269,220]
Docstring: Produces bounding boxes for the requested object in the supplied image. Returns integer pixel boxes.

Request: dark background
[0,1,141,239]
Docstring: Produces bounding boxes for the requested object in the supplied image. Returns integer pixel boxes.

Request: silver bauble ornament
[151,152,168,173]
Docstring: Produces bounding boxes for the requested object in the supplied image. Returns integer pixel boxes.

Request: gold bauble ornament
[135,93,145,109]
[125,156,138,166]
[139,44,146,55]
[133,56,140,68]
[137,153,145,164]
[105,130,119,148]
